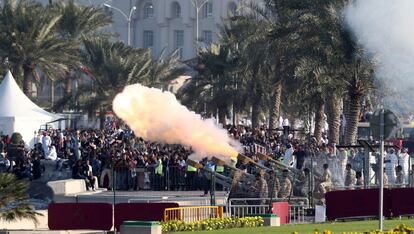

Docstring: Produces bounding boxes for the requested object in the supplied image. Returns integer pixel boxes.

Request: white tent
[0,71,60,147]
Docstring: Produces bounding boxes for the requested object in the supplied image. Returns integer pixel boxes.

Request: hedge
[162,216,264,232]
[293,224,414,234]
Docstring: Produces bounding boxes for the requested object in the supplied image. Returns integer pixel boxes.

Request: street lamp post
[191,0,210,48]
[104,3,137,46]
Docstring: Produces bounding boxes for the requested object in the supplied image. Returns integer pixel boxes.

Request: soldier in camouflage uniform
[278,169,292,199]
[253,173,268,204]
[318,164,332,194]
[344,164,356,189]
[383,168,389,187]
[295,168,311,197]
[267,170,280,198]
[395,165,405,187]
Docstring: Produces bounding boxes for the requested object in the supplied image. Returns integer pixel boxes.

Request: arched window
[202,2,213,18]
[144,2,154,19]
[172,2,181,18]
[55,84,64,98]
[228,2,237,17]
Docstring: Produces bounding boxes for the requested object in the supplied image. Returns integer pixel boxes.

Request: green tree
[179,44,239,126]
[0,0,78,97]
[70,38,183,129]
[0,173,41,223]
[50,0,112,102]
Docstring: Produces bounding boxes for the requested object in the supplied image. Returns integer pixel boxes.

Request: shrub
[293,224,414,234]
[162,216,264,233]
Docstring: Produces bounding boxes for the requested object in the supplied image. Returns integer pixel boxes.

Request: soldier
[253,173,268,204]
[295,168,311,197]
[338,148,348,182]
[318,164,332,194]
[344,164,356,189]
[278,169,292,199]
[267,170,280,198]
[383,168,389,188]
[395,165,405,187]
[356,171,364,188]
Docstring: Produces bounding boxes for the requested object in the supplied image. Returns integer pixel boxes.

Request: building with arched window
[108,0,244,60]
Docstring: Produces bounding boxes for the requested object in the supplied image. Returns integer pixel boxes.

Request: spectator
[45,145,58,161]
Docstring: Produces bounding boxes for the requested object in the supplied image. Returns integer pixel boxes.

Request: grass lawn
[172,219,414,234]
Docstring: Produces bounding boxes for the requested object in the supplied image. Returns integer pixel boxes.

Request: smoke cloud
[344,0,414,114]
[113,84,240,161]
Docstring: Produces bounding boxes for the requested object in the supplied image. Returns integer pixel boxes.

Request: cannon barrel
[186,159,257,195]
[186,159,233,186]
[237,154,272,171]
[211,156,255,180]
[256,153,296,171]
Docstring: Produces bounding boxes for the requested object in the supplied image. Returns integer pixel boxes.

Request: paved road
[56,190,228,205]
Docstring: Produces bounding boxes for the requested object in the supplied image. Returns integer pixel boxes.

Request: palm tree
[343,57,374,144]
[71,38,183,129]
[0,173,41,223]
[49,0,112,102]
[179,44,238,126]
[76,38,152,129]
[0,0,78,97]
[222,10,275,128]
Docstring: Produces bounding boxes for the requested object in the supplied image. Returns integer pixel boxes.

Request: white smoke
[113,84,241,161]
[344,0,414,114]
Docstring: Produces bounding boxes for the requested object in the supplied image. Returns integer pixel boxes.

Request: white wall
[112,0,242,60]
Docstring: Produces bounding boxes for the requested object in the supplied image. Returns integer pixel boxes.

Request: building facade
[110,0,240,60]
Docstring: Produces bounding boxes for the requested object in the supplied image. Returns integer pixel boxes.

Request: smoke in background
[344,0,414,114]
[113,84,240,161]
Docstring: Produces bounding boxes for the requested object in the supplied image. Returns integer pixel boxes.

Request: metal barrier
[128,197,211,206]
[227,198,308,224]
[107,165,200,191]
[289,204,306,224]
[164,206,224,222]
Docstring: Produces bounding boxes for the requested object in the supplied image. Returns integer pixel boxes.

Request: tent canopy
[0,71,60,147]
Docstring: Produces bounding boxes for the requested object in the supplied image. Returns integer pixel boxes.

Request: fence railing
[107,165,209,191]
[164,206,224,222]
[227,198,308,224]
[128,197,212,206]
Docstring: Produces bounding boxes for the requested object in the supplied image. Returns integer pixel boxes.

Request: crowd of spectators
[0,121,413,197]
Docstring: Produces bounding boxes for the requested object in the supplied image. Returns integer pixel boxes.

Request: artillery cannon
[186,157,259,199]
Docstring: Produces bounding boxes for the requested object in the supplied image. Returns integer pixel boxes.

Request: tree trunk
[232,104,239,126]
[326,95,342,144]
[23,65,32,97]
[268,81,282,130]
[65,78,72,96]
[99,109,106,130]
[251,101,261,128]
[218,105,227,126]
[344,92,362,145]
[51,80,55,107]
[314,98,325,144]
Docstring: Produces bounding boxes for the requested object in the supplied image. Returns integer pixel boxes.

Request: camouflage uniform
[395,171,405,187]
[383,172,389,187]
[318,168,332,194]
[278,176,292,199]
[267,176,280,198]
[253,177,268,204]
[295,171,310,197]
[344,168,356,188]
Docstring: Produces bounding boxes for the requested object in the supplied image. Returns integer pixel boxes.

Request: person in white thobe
[42,132,51,157]
[45,145,57,161]
[384,148,398,184]
[283,144,294,167]
[398,148,410,182]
